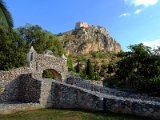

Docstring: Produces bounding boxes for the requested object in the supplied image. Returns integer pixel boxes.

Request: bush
[104,44,160,96]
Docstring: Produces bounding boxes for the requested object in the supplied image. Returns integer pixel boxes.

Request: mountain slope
[59,22,122,56]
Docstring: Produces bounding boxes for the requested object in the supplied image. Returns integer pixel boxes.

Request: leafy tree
[0,28,26,70]
[16,24,65,56]
[153,46,160,56]
[0,0,13,28]
[86,59,94,79]
[106,43,160,96]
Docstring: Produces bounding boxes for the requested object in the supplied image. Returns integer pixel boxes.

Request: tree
[16,24,65,56]
[0,28,26,70]
[153,46,160,56]
[111,43,160,90]
[0,0,13,28]
[0,1,26,70]
[86,59,94,79]
[67,57,74,71]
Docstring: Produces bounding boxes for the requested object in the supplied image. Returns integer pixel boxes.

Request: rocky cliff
[59,22,122,56]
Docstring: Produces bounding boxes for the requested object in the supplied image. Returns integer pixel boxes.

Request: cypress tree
[86,59,94,79]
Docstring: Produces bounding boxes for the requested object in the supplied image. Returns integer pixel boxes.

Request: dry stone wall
[0,67,30,102]
[18,74,41,103]
[37,78,160,120]
[65,75,160,102]
[0,73,160,119]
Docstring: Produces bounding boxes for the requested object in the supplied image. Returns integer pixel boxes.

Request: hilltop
[59,22,122,56]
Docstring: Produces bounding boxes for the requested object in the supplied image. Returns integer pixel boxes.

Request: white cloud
[143,39,160,49]
[120,13,131,17]
[134,9,143,14]
[124,0,159,7]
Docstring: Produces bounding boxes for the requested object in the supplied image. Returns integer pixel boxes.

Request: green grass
[0,108,146,120]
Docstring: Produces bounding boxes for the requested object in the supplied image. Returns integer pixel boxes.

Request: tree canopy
[0,0,13,28]
[16,24,65,56]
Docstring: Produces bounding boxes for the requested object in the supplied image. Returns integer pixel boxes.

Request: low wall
[104,96,160,119]
[36,78,160,119]
[50,80,103,111]
[65,75,160,102]
[0,72,160,119]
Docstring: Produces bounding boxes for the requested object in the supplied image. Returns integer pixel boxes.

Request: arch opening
[42,69,62,81]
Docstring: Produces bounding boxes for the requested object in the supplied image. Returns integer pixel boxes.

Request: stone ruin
[26,46,68,80]
[75,22,92,29]
[0,47,160,119]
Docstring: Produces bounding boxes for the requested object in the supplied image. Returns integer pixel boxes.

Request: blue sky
[5,0,160,51]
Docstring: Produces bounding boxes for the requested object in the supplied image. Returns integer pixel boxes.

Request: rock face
[59,22,122,56]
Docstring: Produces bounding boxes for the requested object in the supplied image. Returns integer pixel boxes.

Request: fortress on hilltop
[75,22,92,29]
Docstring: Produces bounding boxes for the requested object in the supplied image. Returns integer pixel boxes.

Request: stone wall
[34,54,68,80]
[26,47,68,80]
[38,78,160,119]
[50,79,103,111]
[0,67,30,102]
[104,96,160,119]
[18,74,41,103]
[65,75,160,102]
[0,74,160,119]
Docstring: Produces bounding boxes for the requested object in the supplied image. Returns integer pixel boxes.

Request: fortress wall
[0,67,30,102]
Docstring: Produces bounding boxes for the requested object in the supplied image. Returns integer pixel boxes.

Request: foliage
[105,43,160,96]
[42,69,55,79]
[153,46,160,56]
[93,63,101,80]
[0,28,26,70]
[116,44,160,80]
[86,59,94,79]
[0,0,13,28]
[16,24,65,56]
[91,51,109,59]
[67,57,74,71]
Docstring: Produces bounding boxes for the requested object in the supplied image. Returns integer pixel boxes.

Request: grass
[0,108,146,120]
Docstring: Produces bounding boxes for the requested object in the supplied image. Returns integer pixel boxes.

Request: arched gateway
[26,47,68,81]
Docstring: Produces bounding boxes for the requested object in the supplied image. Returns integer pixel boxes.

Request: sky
[5,0,160,51]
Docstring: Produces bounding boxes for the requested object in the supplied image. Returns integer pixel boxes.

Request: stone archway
[42,69,62,81]
[26,47,68,81]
